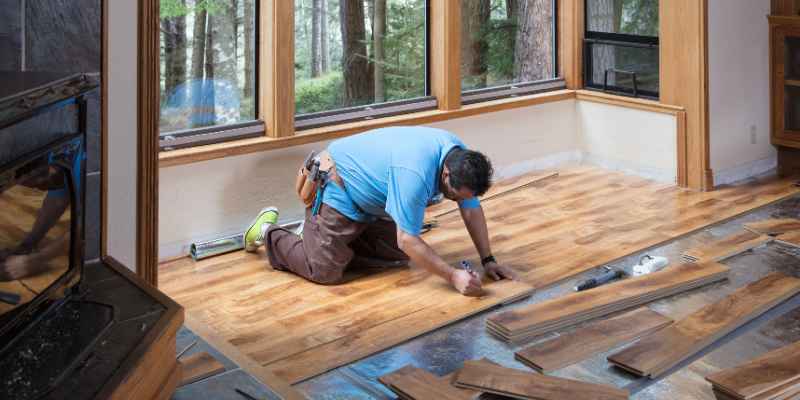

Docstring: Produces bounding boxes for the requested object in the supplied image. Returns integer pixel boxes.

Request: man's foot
[244,207,279,252]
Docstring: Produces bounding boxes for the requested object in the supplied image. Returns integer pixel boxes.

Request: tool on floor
[421,220,438,234]
[574,266,625,291]
[0,290,21,305]
[176,340,198,360]
[235,388,261,400]
[633,255,669,276]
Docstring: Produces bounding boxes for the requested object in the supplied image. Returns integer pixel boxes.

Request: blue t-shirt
[323,127,481,235]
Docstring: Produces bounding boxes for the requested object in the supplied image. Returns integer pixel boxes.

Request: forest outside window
[584,0,659,99]
[460,0,563,104]
[294,0,435,130]
[159,0,260,150]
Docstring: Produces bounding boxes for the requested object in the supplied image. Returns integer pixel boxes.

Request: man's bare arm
[396,229,482,296]
[459,206,520,281]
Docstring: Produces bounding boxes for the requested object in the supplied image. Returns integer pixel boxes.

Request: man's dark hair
[444,148,493,196]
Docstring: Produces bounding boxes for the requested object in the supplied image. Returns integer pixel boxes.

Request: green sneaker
[244,207,279,252]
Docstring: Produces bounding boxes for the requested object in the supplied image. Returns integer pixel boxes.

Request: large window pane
[294,0,427,115]
[586,42,658,96]
[159,0,257,135]
[586,0,658,37]
[460,0,555,92]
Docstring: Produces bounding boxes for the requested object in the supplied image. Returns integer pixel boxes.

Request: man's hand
[450,269,483,296]
[483,261,520,281]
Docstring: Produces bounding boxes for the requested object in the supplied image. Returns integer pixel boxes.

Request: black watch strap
[481,255,496,266]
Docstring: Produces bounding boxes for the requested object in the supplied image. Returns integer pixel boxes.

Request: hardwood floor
[159,166,800,385]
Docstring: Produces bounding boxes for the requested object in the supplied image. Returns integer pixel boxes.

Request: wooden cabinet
[771,17,800,148]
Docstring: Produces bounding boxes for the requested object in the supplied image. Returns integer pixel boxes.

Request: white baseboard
[493,150,583,180]
[713,155,777,186]
[581,153,676,183]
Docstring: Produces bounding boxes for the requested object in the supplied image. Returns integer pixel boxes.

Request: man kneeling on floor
[244,126,519,296]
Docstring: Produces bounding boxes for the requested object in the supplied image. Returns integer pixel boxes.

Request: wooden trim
[677,110,688,187]
[430,0,461,110]
[137,0,160,286]
[184,313,307,400]
[575,90,684,115]
[260,0,295,138]
[159,89,576,167]
[559,0,584,89]
[769,14,800,24]
[660,0,711,191]
[772,0,800,16]
[101,0,108,258]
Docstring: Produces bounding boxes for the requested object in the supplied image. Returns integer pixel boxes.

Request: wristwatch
[481,255,496,266]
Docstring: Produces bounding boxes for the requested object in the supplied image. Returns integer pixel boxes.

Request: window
[294,0,435,129]
[460,0,562,104]
[159,0,259,149]
[584,0,659,99]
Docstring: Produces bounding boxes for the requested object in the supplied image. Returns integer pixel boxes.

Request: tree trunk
[203,13,216,126]
[339,0,374,106]
[162,17,176,100]
[191,8,207,81]
[320,0,329,73]
[461,0,491,88]
[312,0,322,77]
[373,0,386,102]
[243,0,254,98]
[216,2,238,90]
[162,2,187,104]
[514,0,553,82]
[587,0,616,85]
[506,0,517,19]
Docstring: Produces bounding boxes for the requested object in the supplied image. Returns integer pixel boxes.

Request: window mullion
[430,0,462,111]
[259,0,295,138]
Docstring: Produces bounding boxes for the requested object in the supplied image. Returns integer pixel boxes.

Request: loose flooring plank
[608,273,800,378]
[776,231,800,249]
[425,170,559,219]
[487,262,730,343]
[515,308,673,373]
[453,359,629,400]
[682,230,773,263]
[178,351,226,387]
[744,218,800,236]
[706,340,800,400]
[160,167,800,384]
[379,365,480,400]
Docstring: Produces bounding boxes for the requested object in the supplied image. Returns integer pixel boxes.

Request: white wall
[159,100,578,259]
[577,101,678,182]
[708,0,776,185]
[105,1,138,269]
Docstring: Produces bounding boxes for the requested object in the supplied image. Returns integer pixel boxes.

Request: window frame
[158,0,262,152]
[582,0,659,99]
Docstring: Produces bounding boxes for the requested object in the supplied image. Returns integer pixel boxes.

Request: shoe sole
[244,206,278,252]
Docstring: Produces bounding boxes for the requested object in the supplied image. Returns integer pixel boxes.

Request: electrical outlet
[750,125,757,144]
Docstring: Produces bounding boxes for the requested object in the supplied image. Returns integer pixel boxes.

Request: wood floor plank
[776,231,800,249]
[453,359,629,400]
[515,308,673,373]
[744,218,800,236]
[159,166,800,384]
[379,365,480,400]
[487,262,730,343]
[178,351,226,387]
[706,340,800,400]
[682,230,773,263]
[608,273,800,378]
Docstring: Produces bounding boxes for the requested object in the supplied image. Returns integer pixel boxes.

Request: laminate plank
[379,365,480,400]
[608,274,800,378]
[453,359,629,400]
[682,230,773,263]
[515,308,673,373]
[178,351,226,387]
[776,231,800,249]
[487,262,729,343]
[744,218,800,236]
[706,340,800,400]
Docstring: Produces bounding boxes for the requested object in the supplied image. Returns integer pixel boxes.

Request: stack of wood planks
[452,359,629,400]
[486,262,730,343]
[744,218,800,236]
[608,273,800,378]
[705,341,800,400]
[682,230,772,263]
[378,365,481,400]
[514,308,673,373]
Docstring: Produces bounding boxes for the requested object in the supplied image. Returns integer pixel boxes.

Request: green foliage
[295,73,344,115]
[620,0,659,37]
[160,0,225,19]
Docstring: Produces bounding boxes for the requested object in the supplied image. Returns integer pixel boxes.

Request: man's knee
[305,258,346,285]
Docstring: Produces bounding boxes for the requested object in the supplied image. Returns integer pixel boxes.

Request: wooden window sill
[159,89,575,167]
[158,89,684,168]
[575,90,685,115]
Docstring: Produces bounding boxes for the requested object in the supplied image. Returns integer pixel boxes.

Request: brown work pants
[264,204,409,284]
